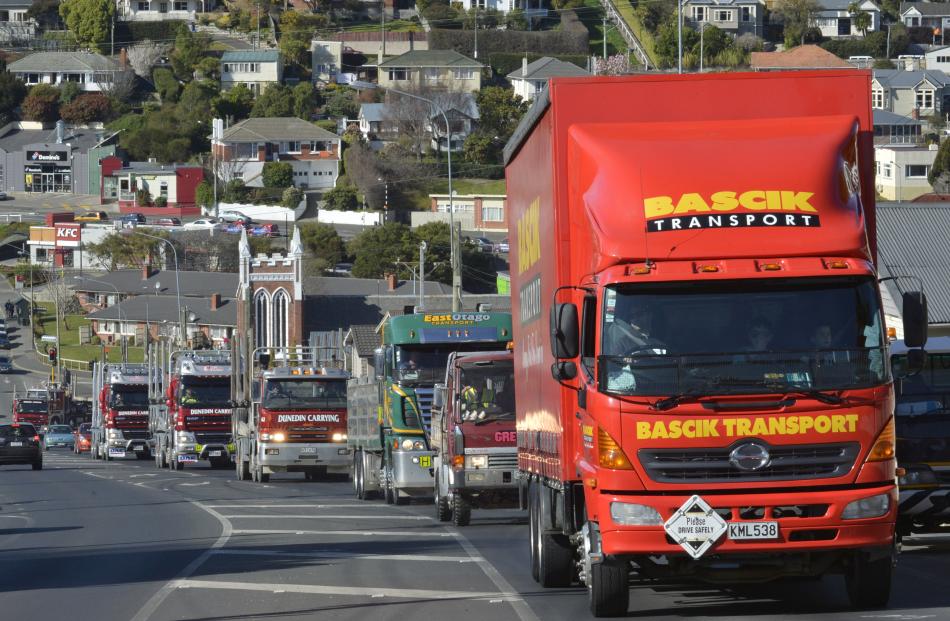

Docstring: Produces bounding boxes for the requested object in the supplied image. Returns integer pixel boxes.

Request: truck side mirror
[432,383,445,409]
[551,361,577,381]
[902,291,928,349]
[257,351,271,369]
[373,348,385,380]
[550,303,579,359]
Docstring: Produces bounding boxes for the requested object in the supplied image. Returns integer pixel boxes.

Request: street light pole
[677,0,683,73]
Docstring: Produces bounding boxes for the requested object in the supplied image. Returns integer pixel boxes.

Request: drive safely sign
[664,495,726,559]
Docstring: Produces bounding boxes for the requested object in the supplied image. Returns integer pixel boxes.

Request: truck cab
[13,396,49,428]
[238,365,350,482]
[432,349,519,526]
[891,336,950,536]
[91,364,151,460]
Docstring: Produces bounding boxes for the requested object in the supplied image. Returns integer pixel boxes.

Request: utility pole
[473,3,478,60]
[418,241,426,311]
[603,15,607,60]
[699,25,704,73]
[381,0,386,58]
[677,0,683,73]
[257,0,261,49]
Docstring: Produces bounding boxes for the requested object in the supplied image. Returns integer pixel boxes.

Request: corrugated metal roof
[8,52,118,73]
[820,0,879,10]
[87,294,237,326]
[346,324,380,356]
[873,109,923,126]
[379,50,482,68]
[221,50,280,63]
[220,117,339,143]
[900,1,950,16]
[507,57,589,80]
[877,203,950,325]
[874,69,950,88]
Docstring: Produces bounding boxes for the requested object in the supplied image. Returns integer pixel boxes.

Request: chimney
[119,47,128,70]
[142,262,151,280]
[522,55,528,77]
[55,120,65,144]
[385,272,397,290]
[210,293,221,310]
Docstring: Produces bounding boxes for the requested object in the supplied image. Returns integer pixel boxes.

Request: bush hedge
[114,20,187,45]
[429,9,587,56]
[488,52,588,77]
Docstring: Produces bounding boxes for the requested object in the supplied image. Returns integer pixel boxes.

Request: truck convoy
[233,347,350,483]
[348,310,512,504]
[431,349,519,526]
[504,70,928,615]
[90,363,151,460]
[150,348,234,470]
[891,337,950,536]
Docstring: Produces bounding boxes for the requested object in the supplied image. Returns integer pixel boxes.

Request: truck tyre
[259,468,270,483]
[452,494,471,526]
[535,485,574,588]
[32,459,42,471]
[846,554,893,609]
[435,475,452,522]
[588,557,629,617]
[384,468,395,505]
[174,454,184,471]
[354,452,364,498]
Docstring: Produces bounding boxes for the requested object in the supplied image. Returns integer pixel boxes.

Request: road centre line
[175,578,516,601]
[210,548,480,563]
[222,514,430,520]
[231,528,460,538]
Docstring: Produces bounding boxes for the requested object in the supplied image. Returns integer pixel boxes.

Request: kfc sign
[55,223,81,248]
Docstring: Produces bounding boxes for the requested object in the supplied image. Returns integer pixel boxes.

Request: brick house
[428,193,507,231]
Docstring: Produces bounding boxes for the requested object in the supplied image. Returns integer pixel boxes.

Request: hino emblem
[728,442,771,471]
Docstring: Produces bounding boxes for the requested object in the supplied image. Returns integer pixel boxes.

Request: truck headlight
[177,431,195,443]
[108,429,122,439]
[899,466,939,486]
[842,493,891,520]
[400,439,424,451]
[332,432,347,442]
[261,432,285,442]
[610,502,663,526]
[465,454,488,469]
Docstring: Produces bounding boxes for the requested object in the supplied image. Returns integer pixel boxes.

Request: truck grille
[195,433,231,445]
[122,429,149,440]
[638,442,860,483]
[488,453,518,469]
[414,387,434,435]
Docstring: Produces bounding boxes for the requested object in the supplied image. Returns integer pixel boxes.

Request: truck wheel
[435,476,452,522]
[241,459,251,481]
[846,554,893,609]
[384,469,395,505]
[354,452,364,499]
[535,485,574,588]
[32,460,43,471]
[259,468,270,483]
[588,557,629,617]
[174,455,184,471]
[452,494,471,526]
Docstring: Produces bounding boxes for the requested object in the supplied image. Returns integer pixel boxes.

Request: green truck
[348,309,512,504]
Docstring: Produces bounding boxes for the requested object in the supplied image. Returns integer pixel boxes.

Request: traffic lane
[0,453,223,621]
[458,513,950,620]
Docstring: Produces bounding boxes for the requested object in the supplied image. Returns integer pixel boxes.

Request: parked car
[494,238,509,253]
[154,217,181,226]
[471,237,494,253]
[43,424,74,450]
[0,334,10,350]
[219,210,252,224]
[0,355,11,373]
[249,223,278,237]
[74,211,109,222]
[330,262,353,276]
[224,223,248,234]
[74,423,92,453]
[183,218,219,229]
[0,191,7,200]
[118,213,146,224]
[0,423,43,470]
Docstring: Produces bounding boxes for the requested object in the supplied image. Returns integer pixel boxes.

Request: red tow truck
[431,349,519,526]
[504,71,928,615]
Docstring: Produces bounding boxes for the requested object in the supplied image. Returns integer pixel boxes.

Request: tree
[60,93,112,123]
[462,131,500,168]
[176,80,217,125]
[196,56,220,81]
[278,12,329,67]
[59,80,81,104]
[929,138,950,190]
[849,1,872,36]
[694,25,733,61]
[776,0,821,47]
[282,186,303,209]
[59,0,113,52]
[102,69,137,104]
[504,8,528,30]
[127,40,170,79]
[22,85,60,122]
[323,87,359,119]
[348,222,414,278]
[251,83,294,118]
[170,28,211,81]
[322,185,358,211]
[298,222,345,271]
[86,232,164,270]
[292,82,320,120]
[343,142,386,209]
[655,20,699,67]
[0,70,26,119]
[475,86,528,143]
[262,162,293,188]
[215,84,254,121]
[27,0,62,29]
[153,67,180,103]
[195,180,214,207]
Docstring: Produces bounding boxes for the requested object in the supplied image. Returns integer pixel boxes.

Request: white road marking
[222,514,429,520]
[0,515,30,520]
[206,504,369,509]
[231,528,460,538]
[178,481,210,487]
[175,578,515,601]
[81,471,111,479]
[129,474,159,478]
[210,549,480,563]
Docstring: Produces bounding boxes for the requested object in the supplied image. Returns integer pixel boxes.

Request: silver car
[43,424,75,450]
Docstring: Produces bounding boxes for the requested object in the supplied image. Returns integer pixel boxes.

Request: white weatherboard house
[117,0,201,21]
[507,57,589,103]
[813,0,881,37]
[7,52,121,92]
[220,50,283,95]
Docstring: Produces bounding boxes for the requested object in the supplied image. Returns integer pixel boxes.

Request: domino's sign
[55,222,81,248]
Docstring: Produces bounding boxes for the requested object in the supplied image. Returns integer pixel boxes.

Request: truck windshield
[458,361,515,424]
[599,277,887,396]
[261,378,347,410]
[395,344,502,384]
[109,386,149,410]
[16,401,47,414]
[179,378,231,408]
[893,352,950,416]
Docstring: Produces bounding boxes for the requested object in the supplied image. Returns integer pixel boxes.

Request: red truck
[504,71,928,616]
[12,389,49,428]
[431,349,519,526]
[90,363,152,460]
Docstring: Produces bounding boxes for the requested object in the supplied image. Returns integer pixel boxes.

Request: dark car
[0,333,10,349]
[154,217,181,226]
[119,213,146,224]
[0,423,43,470]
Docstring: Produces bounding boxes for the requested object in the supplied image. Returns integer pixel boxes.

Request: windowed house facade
[0,0,36,43]
[875,145,938,201]
[7,52,121,92]
[812,0,881,38]
[220,50,283,95]
[117,0,201,21]
[872,69,950,123]
[378,50,483,93]
[682,0,765,36]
